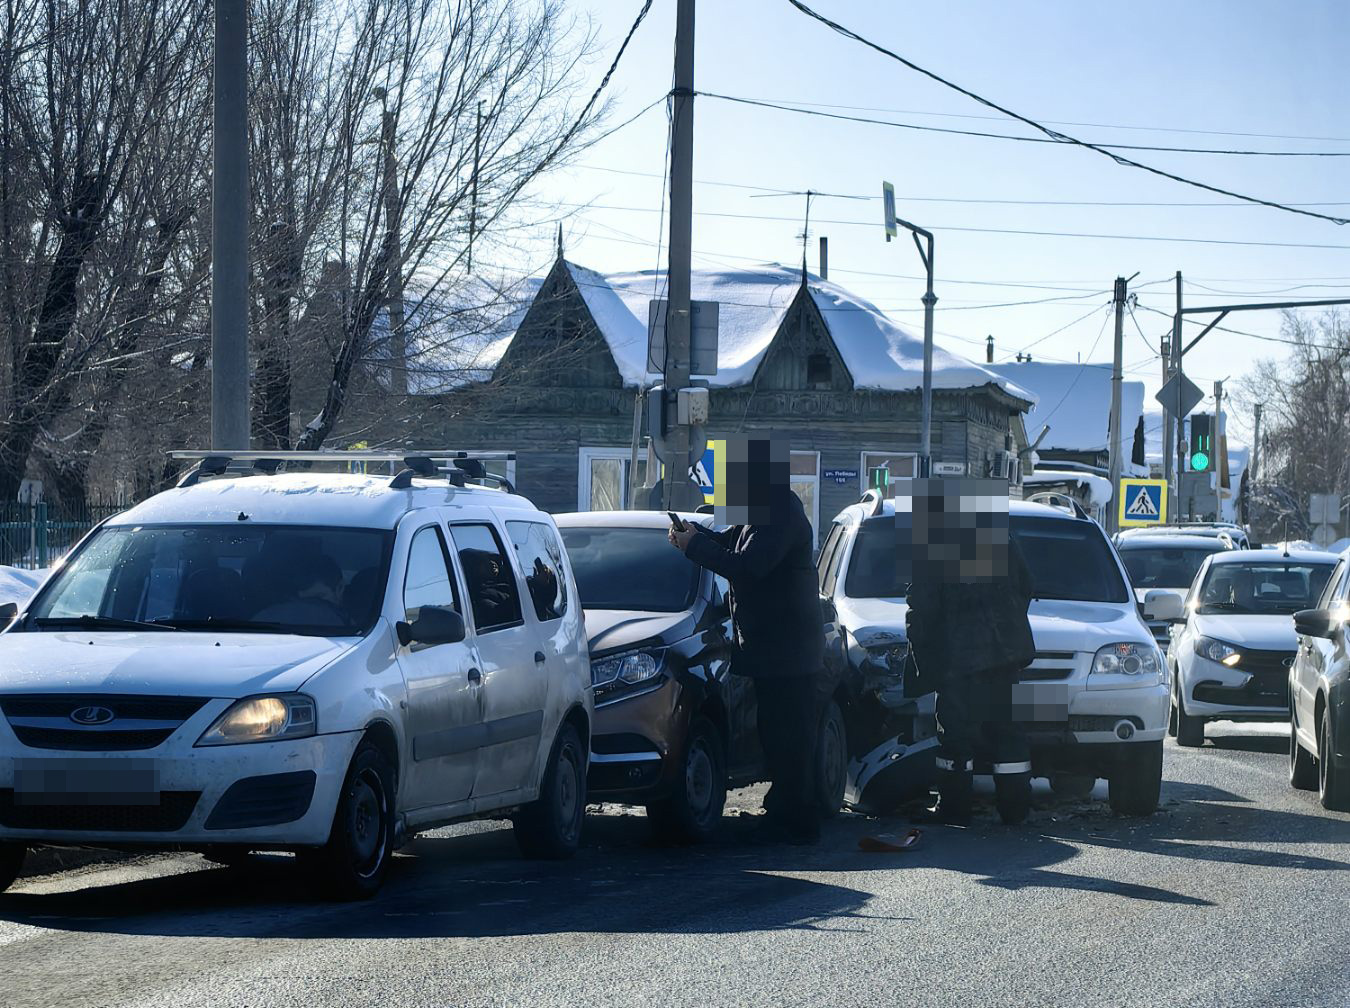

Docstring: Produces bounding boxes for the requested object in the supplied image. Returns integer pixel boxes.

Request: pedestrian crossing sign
[691,441,723,504]
[1118,477,1168,527]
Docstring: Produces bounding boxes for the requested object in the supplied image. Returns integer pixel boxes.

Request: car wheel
[1174,687,1205,748]
[1049,773,1096,801]
[647,716,727,844]
[0,843,25,894]
[1167,683,1178,738]
[514,723,585,859]
[1318,711,1350,812]
[1290,699,1318,791]
[1108,740,1163,816]
[299,740,395,901]
[816,699,847,819]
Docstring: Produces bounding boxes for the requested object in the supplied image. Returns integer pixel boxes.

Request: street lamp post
[889,216,936,477]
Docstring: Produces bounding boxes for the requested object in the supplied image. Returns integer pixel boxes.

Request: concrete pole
[1213,380,1224,522]
[919,234,936,477]
[1171,272,1184,502]
[212,0,250,450]
[663,0,697,512]
[1108,276,1126,532]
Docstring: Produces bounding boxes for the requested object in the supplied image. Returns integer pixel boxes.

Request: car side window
[1320,560,1348,608]
[821,524,850,597]
[816,523,844,593]
[506,520,568,623]
[448,523,524,633]
[403,526,461,650]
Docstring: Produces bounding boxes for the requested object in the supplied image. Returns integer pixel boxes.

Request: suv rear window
[1119,545,1227,591]
[843,512,1129,603]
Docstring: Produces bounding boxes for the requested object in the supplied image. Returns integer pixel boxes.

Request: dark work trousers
[936,663,1031,787]
[756,676,824,836]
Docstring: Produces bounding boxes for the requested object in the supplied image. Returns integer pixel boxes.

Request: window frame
[402,523,463,651]
[447,520,527,634]
[577,446,644,511]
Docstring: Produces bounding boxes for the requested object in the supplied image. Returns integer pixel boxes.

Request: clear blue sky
[515,0,1350,448]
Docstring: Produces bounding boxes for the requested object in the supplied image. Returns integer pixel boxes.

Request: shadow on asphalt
[1203,735,1289,756]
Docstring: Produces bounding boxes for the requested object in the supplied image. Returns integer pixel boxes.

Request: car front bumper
[0,730,361,848]
[1181,655,1290,719]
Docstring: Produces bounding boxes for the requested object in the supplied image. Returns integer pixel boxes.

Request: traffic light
[1189,413,1212,472]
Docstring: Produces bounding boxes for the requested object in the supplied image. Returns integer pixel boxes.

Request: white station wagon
[0,451,592,899]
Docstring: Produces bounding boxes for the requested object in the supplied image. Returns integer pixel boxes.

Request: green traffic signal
[1190,451,1210,471]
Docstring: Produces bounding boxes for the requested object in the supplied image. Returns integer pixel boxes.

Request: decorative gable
[751,283,854,392]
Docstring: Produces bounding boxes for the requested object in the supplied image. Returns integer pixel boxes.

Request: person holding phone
[668,434,825,845]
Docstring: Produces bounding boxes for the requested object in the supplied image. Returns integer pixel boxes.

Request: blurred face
[713,433,792,526]
[896,477,1010,584]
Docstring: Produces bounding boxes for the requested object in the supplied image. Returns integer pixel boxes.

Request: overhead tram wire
[696,92,1350,158]
[782,0,1350,225]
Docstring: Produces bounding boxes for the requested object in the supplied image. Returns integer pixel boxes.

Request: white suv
[0,451,592,899]
[819,494,1167,816]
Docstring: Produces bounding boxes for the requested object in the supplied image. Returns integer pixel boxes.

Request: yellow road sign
[1118,477,1168,527]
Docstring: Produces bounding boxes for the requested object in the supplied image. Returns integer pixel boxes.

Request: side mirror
[396,606,466,647]
[1143,591,1184,623]
[0,602,17,620]
[1294,608,1338,640]
[820,597,837,624]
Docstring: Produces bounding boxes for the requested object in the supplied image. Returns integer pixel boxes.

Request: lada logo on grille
[69,705,115,726]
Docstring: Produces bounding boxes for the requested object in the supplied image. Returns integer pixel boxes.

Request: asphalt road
[3,723,1348,1008]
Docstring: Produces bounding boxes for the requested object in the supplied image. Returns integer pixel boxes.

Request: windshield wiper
[34,615,182,632]
[154,618,288,633]
[1200,602,1244,611]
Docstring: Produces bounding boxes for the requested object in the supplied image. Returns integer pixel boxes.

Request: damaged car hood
[582,609,696,657]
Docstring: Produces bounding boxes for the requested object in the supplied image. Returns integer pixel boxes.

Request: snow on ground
[0,566,48,607]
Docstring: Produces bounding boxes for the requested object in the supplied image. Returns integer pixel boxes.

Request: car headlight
[590,650,661,688]
[196,694,317,746]
[1194,636,1241,666]
[1090,642,1163,678]
[864,643,910,673]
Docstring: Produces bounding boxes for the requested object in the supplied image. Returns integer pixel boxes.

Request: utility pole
[1171,271,1184,498]
[662,0,697,513]
[1213,380,1224,522]
[1108,276,1128,532]
[212,0,250,450]
[377,91,407,396]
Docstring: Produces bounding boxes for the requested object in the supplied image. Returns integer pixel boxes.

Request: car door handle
[467,668,482,684]
[534,651,546,664]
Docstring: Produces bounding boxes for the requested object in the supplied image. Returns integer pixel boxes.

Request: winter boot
[926,765,973,826]
[994,768,1033,825]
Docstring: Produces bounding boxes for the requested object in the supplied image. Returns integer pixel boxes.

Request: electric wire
[782,0,1350,225]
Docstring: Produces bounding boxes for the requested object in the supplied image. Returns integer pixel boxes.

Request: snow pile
[1023,469,1113,507]
[0,566,48,607]
[987,362,1144,472]
[568,262,1035,400]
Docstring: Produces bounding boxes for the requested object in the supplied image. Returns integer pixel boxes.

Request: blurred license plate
[12,759,160,805]
[1011,683,1070,722]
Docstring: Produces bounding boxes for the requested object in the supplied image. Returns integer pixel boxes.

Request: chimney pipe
[986,334,994,363]
[818,236,828,280]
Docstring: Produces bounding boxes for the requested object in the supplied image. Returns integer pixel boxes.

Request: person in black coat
[904,479,1036,826]
[669,436,826,844]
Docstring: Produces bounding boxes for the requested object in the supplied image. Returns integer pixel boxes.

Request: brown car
[555,510,848,842]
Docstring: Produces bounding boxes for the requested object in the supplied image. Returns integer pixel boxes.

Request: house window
[791,451,820,549]
[806,353,832,389]
[578,447,647,511]
[859,451,918,495]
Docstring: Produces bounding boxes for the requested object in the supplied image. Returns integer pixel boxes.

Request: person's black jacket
[905,535,1036,683]
[683,488,824,680]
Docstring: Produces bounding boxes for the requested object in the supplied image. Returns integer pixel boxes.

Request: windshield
[559,526,700,612]
[1120,546,1227,590]
[844,513,1129,603]
[27,524,393,636]
[1195,561,1335,616]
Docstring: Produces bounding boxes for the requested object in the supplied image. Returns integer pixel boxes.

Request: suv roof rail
[858,488,887,516]
[169,449,516,491]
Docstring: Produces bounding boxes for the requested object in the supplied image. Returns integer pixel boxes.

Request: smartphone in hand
[668,512,687,532]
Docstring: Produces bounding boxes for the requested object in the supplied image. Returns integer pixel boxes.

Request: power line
[782,0,1350,226]
[698,91,1350,158]
[997,303,1110,362]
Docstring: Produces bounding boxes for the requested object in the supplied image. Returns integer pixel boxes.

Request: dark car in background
[1114,533,1234,648]
[555,511,847,843]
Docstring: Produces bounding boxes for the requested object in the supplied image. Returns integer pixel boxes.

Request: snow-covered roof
[0,566,47,607]
[987,362,1143,469]
[564,262,1034,400]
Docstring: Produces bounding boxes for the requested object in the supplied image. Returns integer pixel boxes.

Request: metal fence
[0,500,127,570]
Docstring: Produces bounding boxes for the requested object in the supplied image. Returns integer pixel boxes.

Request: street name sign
[1119,477,1168,527]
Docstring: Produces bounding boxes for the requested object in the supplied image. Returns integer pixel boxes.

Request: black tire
[514,723,585,859]
[299,741,395,901]
[1049,773,1097,800]
[1109,740,1163,816]
[1174,687,1205,748]
[0,842,25,894]
[1167,685,1178,738]
[995,775,1032,825]
[1318,711,1350,812]
[815,699,847,820]
[1290,701,1318,791]
[647,716,727,844]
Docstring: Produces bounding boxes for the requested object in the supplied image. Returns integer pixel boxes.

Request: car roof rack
[168,450,516,493]
[1025,490,1091,522]
[858,488,887,517]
